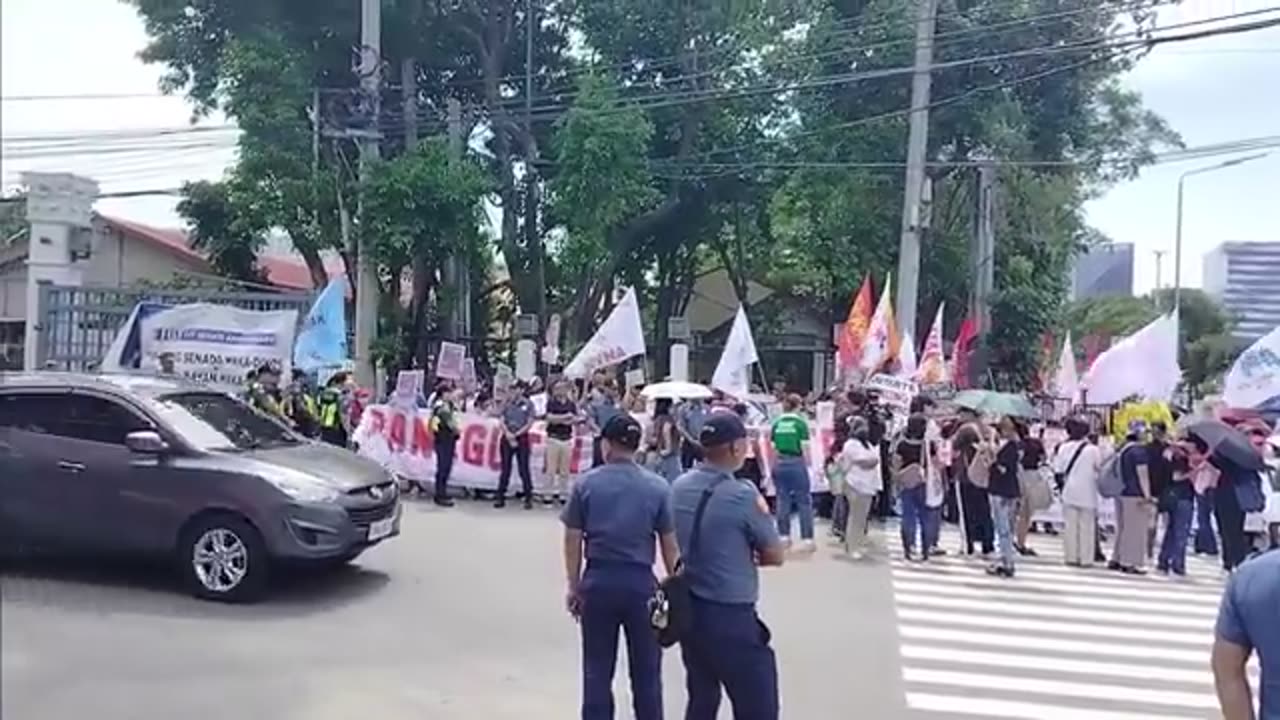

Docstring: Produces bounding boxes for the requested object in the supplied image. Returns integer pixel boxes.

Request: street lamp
[1173,152,1269,313]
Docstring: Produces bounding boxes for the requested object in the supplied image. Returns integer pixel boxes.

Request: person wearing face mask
[671,414,786,720]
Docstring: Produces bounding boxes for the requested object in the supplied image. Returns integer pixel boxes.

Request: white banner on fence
[138,303,298,391]
[352,405,836,494]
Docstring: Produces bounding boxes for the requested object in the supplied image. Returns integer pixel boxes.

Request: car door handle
[57,460,86,473]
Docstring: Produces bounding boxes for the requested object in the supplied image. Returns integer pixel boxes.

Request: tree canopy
[126,0,1186,379]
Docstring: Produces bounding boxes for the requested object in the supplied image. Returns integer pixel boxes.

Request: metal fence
[35,281,313,371]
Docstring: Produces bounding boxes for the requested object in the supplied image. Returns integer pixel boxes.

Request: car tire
[178,514,269,603]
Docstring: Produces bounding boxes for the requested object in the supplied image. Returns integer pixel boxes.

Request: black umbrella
[1184,418,1268,472]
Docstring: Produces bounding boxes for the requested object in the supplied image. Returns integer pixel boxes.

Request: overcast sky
[3,0,1277,292]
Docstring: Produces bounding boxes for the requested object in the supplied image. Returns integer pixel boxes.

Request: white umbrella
[641,380,714,400]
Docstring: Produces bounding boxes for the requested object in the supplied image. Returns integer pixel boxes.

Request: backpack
[967,445,993,489]
[1097,444,1131,499]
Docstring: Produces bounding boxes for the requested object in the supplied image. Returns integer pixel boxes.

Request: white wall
[84,221,206,287]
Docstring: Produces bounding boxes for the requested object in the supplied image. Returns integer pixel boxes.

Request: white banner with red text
[351,404,836,494]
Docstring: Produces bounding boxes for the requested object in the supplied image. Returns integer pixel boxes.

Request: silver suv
[0,372,401,602]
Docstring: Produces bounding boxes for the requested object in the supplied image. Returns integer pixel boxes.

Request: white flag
[861,275,896,372]
[1082,313,1181,405]
[1052,331,1080,404]
[897,332,918,378]
[712,305,760,399]
[1223,324,1280,409]
[915,303,947,384]
[564,287,647,378]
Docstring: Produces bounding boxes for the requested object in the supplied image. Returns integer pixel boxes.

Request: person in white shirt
[839,416,882,558]
[1052,417,1104,566]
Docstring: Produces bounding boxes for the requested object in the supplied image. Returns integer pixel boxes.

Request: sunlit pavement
[1,501,913,720]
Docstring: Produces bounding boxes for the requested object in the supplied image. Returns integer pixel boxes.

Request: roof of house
[96,213,340,291]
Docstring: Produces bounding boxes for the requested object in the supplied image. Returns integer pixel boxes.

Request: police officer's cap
[700,413,747,448]
[602,414,644,450]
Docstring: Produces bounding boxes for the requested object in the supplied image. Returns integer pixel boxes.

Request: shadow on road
[0,551,391,620]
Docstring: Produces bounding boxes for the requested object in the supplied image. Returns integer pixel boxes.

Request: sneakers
[986,565,1015,578]
[798,539,817,553]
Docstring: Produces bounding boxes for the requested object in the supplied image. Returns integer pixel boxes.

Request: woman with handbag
[1157,438,1198,576]
[893,414,932,561]
[1053,418,1103,566]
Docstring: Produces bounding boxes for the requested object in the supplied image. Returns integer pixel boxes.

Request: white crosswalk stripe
[879,523,1247,719]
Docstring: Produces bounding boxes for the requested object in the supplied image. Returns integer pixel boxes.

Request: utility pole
[1152,249,1166,295]
[972,162,996,335]
[401,59,418,148]
[893,0,938,340]
[353,0,382,388]
[444,98,470,344]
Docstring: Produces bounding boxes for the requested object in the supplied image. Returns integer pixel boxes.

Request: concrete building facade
[1203,241,1280,342]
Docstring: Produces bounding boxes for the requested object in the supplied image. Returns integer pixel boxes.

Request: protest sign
[494,364,514,393]
[436,342,466,380]
[395,370,424,399]
[624,368,646,388]
[461,358,477,392]
[137,303,298,391]
[516,339,537,381]
[353,407,836,495]
[865,373,918,412]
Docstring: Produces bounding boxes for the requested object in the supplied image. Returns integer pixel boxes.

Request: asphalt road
[1,499,913,720]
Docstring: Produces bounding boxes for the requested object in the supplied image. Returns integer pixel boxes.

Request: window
[145,392,300,452]
[0,393,150,445]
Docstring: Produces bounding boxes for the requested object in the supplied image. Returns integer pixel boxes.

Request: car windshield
[147,391,301,451]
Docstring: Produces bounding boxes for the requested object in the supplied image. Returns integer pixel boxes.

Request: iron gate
[35,281,313,371]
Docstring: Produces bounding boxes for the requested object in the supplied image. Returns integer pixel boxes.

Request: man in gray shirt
[670,413,786,720]
[495,382,536,509]
[1213,550,1280,719]
[562,415,679,720]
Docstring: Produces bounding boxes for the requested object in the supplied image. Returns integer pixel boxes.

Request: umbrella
[1183,418,1267,472]
[951,389,1037,418]
[641,381,714,400]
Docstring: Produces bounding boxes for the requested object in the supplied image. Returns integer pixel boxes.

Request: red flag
[837,276,874,371]
[951,317,978,389]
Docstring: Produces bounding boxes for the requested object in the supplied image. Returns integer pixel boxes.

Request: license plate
[367,516,395,541]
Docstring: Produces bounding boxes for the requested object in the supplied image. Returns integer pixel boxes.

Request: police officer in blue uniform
[562,415,680,720]
[671,413,786,720]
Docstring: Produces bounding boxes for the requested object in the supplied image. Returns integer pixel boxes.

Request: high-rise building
[1203,241,1280,342]
[1071,243,1134,300]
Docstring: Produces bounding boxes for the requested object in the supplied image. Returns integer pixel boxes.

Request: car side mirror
[125,430,170,455]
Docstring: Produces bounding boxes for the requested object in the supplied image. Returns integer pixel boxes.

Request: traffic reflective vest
[317,389,343,430]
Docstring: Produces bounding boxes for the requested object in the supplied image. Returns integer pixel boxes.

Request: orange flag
[837,276,874,371]
[916,303,947,384]
[862,275,900,373]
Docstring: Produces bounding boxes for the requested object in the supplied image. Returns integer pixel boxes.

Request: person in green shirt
[771,394,814,550]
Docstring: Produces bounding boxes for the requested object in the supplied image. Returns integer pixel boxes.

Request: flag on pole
[1052,331,1080,404]
[293,278,350,372]
[952,316,978,389]
[712,305,760,399]
[915,303,948,384]
[1223,324,1280,410]
[897,331,918,379]
[564,287,647,378]
[837,276,874,373]
[860,275,900,373]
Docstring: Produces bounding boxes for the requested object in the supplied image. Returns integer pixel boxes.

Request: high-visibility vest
[317,389,343,430]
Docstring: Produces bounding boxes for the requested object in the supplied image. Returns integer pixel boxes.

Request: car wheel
[179,514,268,603]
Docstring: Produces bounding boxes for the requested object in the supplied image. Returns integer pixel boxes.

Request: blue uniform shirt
[501,397,535,435]
[1216,551,1280,718]
[671,465,780,605]
[561,461,673,568]
[587,396,621,434]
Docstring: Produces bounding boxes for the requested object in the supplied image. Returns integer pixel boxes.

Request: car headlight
[267,469,342,504]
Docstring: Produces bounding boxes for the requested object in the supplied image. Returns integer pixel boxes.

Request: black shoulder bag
[650,479,723,648]
[1053,442,1087,491]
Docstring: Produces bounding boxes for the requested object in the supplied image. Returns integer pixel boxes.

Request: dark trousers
[681,441,704,471]
[960,482,994,554]
[1194,490,1219,555]
[498,435,533,500]
[592,436,605,468]
[579,565,662,720]
[320,427,348,448]
[1214,482,1249,571]
[434,440,457,500]
[1157,498,1194,575]
[680,596,779,720]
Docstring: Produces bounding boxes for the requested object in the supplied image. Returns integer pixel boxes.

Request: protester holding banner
[495,382,537,509]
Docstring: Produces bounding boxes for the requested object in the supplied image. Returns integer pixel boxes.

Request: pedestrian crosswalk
[881,524,1258,719]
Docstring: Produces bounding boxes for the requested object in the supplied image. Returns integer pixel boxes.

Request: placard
[625,368,646,388]
[435,341,466,380]
[865,373,918,412]
[516,339,537,381]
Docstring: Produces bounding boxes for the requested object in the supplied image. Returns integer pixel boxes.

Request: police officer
[670,413,786,720]
[316,372,353,447]
[494,381,536,509]
[561,415,679,720]
[245,364,288,422]
[283,369,318,437]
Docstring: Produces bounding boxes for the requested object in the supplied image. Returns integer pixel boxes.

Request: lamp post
[1173,153,1268,314]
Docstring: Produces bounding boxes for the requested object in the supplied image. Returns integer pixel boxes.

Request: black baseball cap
[601,414,644,450]
[700,413,747,448]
